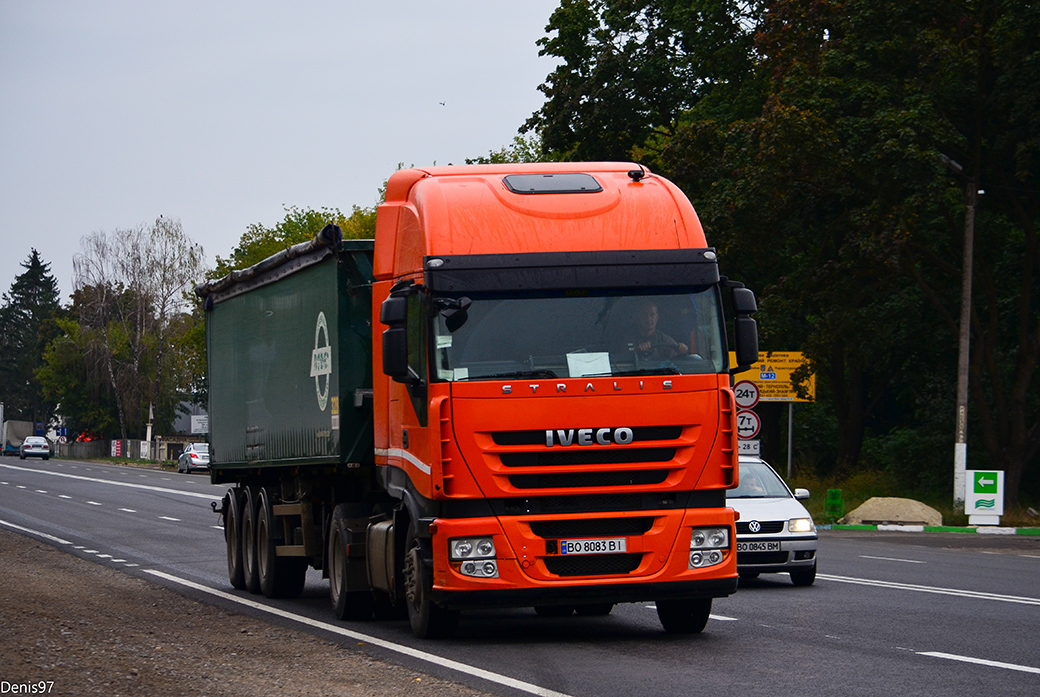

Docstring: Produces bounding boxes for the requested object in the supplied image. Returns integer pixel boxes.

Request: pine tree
[0,250,61,425]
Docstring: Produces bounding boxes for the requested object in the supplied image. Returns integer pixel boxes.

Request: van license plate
[560,538,627,555]
[737,541,781,552]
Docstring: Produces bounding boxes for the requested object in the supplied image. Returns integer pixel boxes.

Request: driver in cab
[626,300,689,361]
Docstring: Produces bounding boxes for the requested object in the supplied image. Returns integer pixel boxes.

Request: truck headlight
[789,518,815,533]
[689,527,729,568]
[450,537,499,578]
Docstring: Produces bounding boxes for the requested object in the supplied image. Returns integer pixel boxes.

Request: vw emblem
[748,520,762,533]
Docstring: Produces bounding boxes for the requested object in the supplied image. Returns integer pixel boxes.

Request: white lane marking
[0,518,72,545]
[119,508,137,513]
[59,495,72,499]
[145,569,577,697]
[860,555,926,564]
[818,574,1040,605]
[0,463,222,501]
[159,516,181,522]
[919,651,1040,675]
[87,501,102,506]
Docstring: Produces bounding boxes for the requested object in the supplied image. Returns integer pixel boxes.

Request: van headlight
[689,527,729,568]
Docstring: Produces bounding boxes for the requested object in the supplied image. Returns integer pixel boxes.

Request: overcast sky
[0,1,561,301]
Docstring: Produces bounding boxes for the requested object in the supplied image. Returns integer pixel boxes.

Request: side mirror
[732,287,758,314]
[734,316,759,368]
[380,288,420,384]
[794,488,811,501]
[730,286,759,372]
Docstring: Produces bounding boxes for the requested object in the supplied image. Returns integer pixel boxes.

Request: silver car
[19,436,51,460]
[177,442,210,473]
[727,456,818,586]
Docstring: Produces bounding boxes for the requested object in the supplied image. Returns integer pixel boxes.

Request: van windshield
[431,288,725,381]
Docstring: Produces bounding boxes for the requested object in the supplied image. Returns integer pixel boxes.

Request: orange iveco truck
[197,162,759,639]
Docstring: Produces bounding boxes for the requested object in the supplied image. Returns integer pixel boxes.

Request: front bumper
[425,508,738,609]
[431,577,737,609]
[735,535,817,573]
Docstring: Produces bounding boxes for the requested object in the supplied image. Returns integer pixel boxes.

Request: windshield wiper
[462,369,558,380]
[608,366,682,377]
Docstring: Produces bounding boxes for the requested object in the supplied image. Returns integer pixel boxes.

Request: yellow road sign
[729,351,815,402]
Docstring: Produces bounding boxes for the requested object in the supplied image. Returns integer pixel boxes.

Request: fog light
[689,527,729,568]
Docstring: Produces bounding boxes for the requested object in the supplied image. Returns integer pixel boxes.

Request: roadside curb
[821,524,1040,536]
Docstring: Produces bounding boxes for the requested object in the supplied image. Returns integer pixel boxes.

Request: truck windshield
[431,288,725,381]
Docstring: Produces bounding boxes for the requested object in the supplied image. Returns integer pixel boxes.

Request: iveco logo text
[546,427,634,447]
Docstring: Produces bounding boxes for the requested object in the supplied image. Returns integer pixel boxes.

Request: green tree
[70,218,205,439]
[0,250,61,426]
[212,205,377,278]
[466,134,555,164]
[36,315,120,438]
[523,0,763,161]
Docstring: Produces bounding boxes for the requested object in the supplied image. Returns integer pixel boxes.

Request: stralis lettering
[546,427,634,447]
[502,379,673,395]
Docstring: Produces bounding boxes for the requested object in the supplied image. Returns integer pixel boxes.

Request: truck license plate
[736,541,781,552]
[559,538,627,555]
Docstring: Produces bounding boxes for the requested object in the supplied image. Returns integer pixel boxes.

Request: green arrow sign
[974,471,999,494]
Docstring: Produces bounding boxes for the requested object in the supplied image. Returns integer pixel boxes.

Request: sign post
[965,470,1004,526]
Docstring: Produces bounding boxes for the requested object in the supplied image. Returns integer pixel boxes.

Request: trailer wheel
[656,597,712,634]
[224,489,246,590]
[256,487,307,599]
[404,520,459,639]
[241,486,261,594]
[328,504,374,620]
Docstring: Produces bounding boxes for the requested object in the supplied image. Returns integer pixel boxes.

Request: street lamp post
[942,155,980,509]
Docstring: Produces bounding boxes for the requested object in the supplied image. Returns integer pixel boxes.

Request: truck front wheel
[404,520,459,639]
[656,597,712,634]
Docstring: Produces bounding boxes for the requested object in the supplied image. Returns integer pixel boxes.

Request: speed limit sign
[734,380,760,409]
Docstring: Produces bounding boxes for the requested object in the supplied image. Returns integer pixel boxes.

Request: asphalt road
[2,455,1039,697]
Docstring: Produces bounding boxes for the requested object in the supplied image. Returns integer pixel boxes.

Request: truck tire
[328,504,374,620]
[404,520,459,639]
[241,486,261,594]
[257,487,307,599]
[656,597,712,634]
[224,489,246,590]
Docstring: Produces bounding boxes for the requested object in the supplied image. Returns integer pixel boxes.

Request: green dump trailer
[200,229,381,598]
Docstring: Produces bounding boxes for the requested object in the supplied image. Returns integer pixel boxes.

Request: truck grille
[544,553,643,577]
[493,426,683,446]
[528,517,655,538]
[509,470,669,490]
[500,448,674,467]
